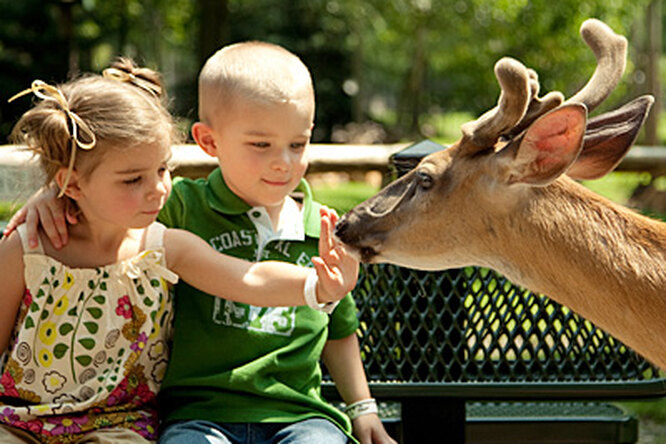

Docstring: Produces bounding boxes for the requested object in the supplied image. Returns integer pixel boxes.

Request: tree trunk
[350,25,365,123]
[644,0,662,146]
[57,0,79,77]
[397,24,427,138]
[197,0,230,69]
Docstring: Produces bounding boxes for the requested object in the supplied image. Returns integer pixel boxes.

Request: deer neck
[483,177,666,361]
[493,177,665,299]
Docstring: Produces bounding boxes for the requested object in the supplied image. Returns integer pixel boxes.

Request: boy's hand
[312,207,359,304]
[352,414,398,444]
[3,184,76,249]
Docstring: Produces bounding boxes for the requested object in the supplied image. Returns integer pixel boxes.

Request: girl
[0,60,357,443]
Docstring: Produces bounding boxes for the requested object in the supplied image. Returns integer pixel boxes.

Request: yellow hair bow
[9,80,97,197]
[102,67,161,97]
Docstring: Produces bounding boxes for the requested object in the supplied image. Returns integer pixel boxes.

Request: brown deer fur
[336,19,666,368]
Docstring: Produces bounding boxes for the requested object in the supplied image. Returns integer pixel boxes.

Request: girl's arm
[0,232,27,354]
[164,209,359,307]
[322,335,397,444]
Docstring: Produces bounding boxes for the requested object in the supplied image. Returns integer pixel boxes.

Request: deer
[335,19,666,369]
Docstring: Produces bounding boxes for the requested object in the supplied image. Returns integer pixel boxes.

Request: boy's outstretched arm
[3,184,77,249]
[164,208,358,307]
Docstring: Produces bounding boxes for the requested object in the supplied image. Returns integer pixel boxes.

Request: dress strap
[144,222,167,251]
[16,224,45,254]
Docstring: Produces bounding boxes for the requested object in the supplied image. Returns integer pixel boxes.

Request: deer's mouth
[359,246,379,263]
[335,216,381,263]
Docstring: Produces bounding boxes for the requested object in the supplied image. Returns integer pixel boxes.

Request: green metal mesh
[325,141,663,393]
[352,264,661,383]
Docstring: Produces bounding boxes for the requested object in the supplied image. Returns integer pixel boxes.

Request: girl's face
[72,141,172,230]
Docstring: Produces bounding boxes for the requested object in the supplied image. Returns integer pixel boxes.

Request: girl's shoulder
[0,228,26,276]
[19,222,168,274]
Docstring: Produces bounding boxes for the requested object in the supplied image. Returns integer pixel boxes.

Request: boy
[8,42,395,444]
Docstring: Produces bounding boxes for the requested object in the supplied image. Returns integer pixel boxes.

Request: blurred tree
[0,0,70,139]
[0,0,659,144]
[328,0,652,140]
[643,0,662,146]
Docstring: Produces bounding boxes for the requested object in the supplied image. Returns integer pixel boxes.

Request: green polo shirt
[157,168,358,437]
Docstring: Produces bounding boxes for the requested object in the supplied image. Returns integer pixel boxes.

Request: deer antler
[461,57,531,148]
[462,19,627,150]
[505,69,564,138]
[565,18,627,112]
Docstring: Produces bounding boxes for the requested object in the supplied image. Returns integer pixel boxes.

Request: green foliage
[0,0,660,144]
[420,111,474,144]
[342,0,651,125]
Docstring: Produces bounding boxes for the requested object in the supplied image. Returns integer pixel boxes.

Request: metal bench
[322,141,666,444]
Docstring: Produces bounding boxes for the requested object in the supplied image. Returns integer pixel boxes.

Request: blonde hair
[198,41,315,124]
[10,58,181,195]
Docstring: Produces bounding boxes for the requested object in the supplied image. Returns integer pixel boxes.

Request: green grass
[311,181,380,215]
[0,201,21,223]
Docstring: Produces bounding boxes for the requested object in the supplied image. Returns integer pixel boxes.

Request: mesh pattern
[353,264,660,384]
[466,402,627,419]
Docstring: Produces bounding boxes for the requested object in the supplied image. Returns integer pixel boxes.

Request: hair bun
[104,57,165,98]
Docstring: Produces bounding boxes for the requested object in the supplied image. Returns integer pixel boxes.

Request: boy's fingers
[3,207,26,236]
[318,211,333,257]
[36,207,62,249]
[48,200,70,244]
[327,209,339,226]
[24,208,40,248]
[53,213,69,245]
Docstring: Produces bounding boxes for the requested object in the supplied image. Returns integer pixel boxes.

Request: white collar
[247,197,305,249]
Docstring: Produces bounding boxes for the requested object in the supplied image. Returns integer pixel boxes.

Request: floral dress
[0,223,177,443]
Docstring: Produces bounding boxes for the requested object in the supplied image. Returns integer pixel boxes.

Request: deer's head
[336,19,653,270]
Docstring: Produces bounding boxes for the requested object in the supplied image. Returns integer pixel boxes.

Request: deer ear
[566,95,654,180]
[507,104,587,185]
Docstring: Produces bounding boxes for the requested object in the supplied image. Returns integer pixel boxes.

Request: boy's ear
[54,168,82,200]
[191,122,218,157]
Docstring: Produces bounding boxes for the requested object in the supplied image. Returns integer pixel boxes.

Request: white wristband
[343,398,378,420]
[304,269,338,314]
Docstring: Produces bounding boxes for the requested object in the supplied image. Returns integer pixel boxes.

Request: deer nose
[334,216,349,240]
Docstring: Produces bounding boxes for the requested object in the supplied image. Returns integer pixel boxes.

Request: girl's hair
[9,58,181,196]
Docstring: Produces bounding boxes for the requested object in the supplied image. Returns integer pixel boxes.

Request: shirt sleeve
[327,294,359,340]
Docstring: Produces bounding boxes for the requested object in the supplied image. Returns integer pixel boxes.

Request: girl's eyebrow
[115,166,148,175]
[115,154,172,175]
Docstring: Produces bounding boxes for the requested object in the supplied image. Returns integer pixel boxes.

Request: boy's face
[205,98,314,209]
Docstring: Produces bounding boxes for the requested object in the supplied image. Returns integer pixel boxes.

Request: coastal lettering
[209,229,255,252]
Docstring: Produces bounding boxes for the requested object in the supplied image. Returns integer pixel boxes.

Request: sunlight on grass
[311,181,380,215]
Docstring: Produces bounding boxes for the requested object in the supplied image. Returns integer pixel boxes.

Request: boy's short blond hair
[198,41,315,124]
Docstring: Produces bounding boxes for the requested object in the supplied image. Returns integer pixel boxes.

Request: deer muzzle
[336,175,417,262]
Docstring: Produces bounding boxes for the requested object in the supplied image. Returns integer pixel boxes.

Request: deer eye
[417,171,433,190]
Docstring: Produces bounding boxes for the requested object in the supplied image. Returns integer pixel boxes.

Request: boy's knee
[159,421,232,444]
[274,418,348,444]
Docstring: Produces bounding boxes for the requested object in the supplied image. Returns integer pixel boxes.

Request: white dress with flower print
[0,223,177,443]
